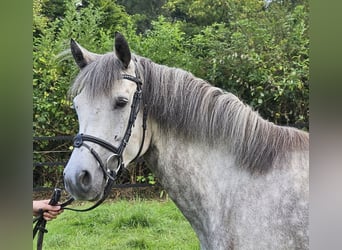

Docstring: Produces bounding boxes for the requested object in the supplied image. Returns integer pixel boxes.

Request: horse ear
[70,39,98,69]
[114,32,131,69]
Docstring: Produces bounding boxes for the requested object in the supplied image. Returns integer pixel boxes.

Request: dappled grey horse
[63,32,309,249]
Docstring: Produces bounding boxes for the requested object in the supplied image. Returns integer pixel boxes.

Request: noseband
[63,71,147,212]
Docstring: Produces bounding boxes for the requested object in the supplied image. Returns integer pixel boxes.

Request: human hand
[33,200,64,221]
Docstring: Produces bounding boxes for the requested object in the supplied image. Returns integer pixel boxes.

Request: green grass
[33,199,199,249]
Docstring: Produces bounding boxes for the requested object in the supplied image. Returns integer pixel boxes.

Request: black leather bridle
[63,72,148,212]
[33,70,148,250]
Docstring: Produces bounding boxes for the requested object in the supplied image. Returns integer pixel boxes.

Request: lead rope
[33,188,61,250]
[33,171,117,250]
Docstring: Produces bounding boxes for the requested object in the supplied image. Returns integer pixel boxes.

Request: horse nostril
[79,170,91,190]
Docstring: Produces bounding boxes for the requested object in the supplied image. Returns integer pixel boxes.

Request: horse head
[63,33,151,201]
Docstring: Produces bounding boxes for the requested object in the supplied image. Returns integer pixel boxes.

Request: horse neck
[140,57,309,174]
[146,120,237,183]
[144,122,246,243]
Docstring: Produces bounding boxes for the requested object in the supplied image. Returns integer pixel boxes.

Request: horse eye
[115,97,128,108]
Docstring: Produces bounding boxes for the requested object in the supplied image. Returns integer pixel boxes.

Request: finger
[43,213,54,221]
[48,210,61,216]
[43,212,57,221]
[47,205,61,211]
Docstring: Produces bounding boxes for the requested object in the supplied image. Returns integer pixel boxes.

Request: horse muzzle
[63,153,106,201]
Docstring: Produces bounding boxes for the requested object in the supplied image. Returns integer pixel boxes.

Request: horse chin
[69,189,103,201]
[64,178,106,201]
[89,191,104,201]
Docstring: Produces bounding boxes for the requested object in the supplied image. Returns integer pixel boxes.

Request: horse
[63,32,309,249]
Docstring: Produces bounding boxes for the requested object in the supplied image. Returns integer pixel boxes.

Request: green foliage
[33,0,49,36]
[117,0,168,33]
[164,0,265,28]
[85,0,133,37]
[186,2,308,127]
[136,173,156,185]
[131,16,194,71]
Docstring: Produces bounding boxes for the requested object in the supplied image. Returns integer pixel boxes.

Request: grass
[33,199,200,249]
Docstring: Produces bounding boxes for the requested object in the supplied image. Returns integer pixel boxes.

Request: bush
[188,5,308,128]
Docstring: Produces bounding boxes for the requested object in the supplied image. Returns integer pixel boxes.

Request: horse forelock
[137,56,309,173]
[69,52,124,98]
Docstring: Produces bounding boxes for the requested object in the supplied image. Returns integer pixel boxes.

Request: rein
[33,71,148,249]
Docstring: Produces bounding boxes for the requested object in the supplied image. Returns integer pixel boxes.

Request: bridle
[62,70,148,212]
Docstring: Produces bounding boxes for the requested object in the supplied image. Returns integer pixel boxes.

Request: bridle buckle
[73,134,83,148]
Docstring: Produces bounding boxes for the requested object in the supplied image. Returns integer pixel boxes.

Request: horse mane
[136,56,309,173]
[69,52,309,173]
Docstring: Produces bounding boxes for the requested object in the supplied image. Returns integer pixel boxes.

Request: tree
[33,0,49,36]
[117,0,168,33]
